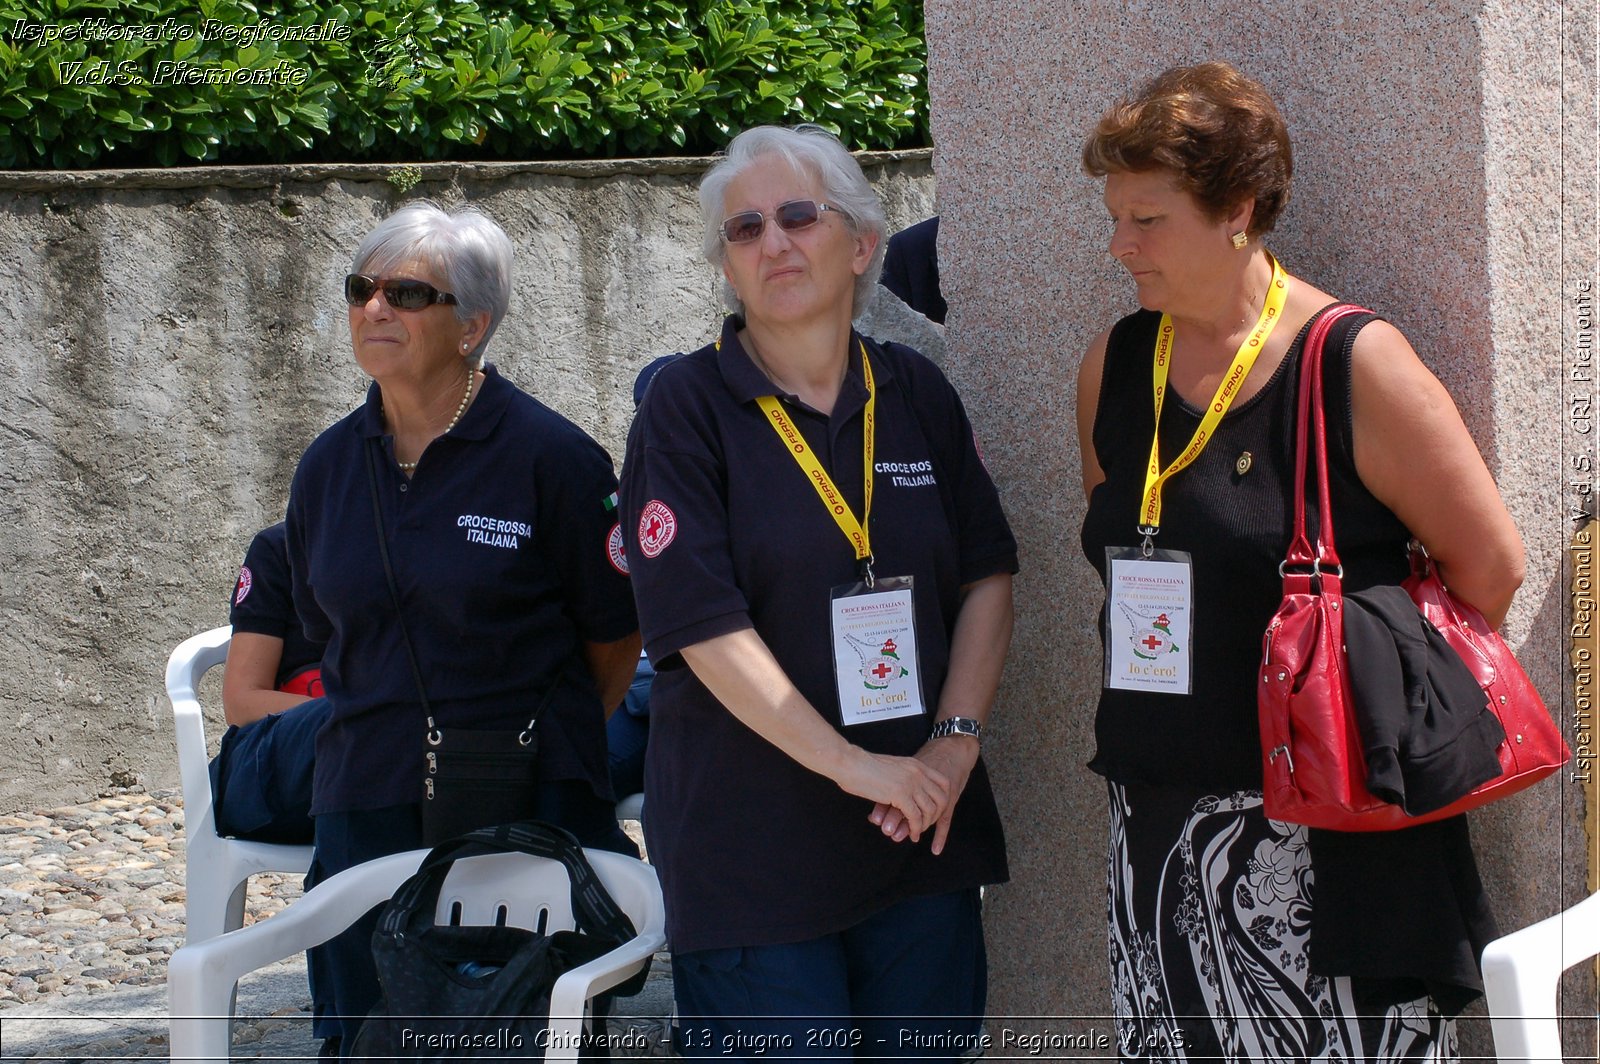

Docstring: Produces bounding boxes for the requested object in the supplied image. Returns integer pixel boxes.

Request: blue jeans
[208,697,329,844]
[607,659,654,798]
[671,888,987,1062]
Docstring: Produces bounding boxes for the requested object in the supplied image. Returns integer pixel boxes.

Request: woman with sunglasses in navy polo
[620,125,1017,1060]
[285,201,641,1058]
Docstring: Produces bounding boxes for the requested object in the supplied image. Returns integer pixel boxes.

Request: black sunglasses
[720,199,845,244]
[344,274,458,310]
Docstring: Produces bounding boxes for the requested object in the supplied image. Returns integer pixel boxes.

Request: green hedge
[0,0,928,168]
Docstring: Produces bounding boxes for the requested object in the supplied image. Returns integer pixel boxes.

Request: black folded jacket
[1342,584,1505,815]
[1305,584,1505,1015]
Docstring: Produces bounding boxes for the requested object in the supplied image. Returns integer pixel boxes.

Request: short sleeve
[619,359,754,661]
[535,428,639,645]
[229,524,296,639]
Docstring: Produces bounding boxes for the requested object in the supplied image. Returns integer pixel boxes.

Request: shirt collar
[356,363,513,440]
[714,315,894,416]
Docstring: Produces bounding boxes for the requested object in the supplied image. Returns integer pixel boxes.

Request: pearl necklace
[396,370,475,472]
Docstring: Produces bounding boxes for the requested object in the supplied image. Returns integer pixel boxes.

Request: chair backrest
[1482,890,1600,1063]
[432,847,665,937]
[434,851,577,933]
[165,625,233,839]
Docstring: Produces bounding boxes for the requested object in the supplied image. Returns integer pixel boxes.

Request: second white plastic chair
[166,625,314,944]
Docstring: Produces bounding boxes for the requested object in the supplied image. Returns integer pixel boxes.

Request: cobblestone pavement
[0,789,672,1061]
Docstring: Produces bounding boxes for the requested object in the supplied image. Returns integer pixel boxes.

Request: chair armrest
[544,929,668,1063]
[169,849,428,1017]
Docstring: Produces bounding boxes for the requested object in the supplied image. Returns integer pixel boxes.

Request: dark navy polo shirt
[287,365,637,816]
[229,522,326,687]
[619,316,1017,953]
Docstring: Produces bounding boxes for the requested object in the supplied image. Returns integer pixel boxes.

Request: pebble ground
[0,788,672,1060]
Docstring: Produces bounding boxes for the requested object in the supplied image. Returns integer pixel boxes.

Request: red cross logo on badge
[637,500,677,559]
[607,522,629,575]
[234,565,253,605]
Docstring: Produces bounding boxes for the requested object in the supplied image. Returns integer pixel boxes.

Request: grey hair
[698,125,888,318]
[351,200,513,365]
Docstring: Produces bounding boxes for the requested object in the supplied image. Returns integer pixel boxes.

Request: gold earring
[1230,231,1249,250]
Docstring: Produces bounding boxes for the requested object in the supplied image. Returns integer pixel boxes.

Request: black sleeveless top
[1081,308,1412,789]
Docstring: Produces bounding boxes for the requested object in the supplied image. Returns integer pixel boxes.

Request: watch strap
[929,716,983,744]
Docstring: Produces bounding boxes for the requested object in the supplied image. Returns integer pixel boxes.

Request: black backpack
[348,821,649,1061]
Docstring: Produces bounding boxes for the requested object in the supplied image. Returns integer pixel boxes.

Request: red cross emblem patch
[607,522,629,574]
[637,500,677,559]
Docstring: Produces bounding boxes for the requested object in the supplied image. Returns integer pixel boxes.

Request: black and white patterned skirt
[1106,781,1457,1062]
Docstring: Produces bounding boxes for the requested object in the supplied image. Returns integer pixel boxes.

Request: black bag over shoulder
[365,439,548,845]
[348,821,649,1061]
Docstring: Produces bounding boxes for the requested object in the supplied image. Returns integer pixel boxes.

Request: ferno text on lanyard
[1137,253,1289,554]
[752,339,879,585]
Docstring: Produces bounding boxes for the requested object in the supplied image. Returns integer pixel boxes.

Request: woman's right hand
[682,629,953,839]
[833,748,951,843]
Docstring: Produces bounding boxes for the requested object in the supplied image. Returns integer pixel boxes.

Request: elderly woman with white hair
[286,201,641,1057]
[620,125,1017,1059]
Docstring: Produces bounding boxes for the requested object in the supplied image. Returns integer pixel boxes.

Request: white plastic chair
[169,844,667,1064]
[616,791,645,822]
[166,625,314,944]
[1482,890,1600,1063]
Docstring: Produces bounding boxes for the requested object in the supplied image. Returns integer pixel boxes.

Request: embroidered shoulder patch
[607,522,630,574]
[637,500,677,559]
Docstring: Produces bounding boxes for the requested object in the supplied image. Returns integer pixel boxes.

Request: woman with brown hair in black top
[1075,62,1524,1062]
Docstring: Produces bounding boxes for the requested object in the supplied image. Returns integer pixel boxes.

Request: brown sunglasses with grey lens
[720,199,845,244]
[344,274,458,310]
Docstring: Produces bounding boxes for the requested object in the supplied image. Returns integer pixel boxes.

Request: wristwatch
[928,716,983,745]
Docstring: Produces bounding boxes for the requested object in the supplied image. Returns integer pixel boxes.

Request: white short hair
[698,125,887,318]
[352,201,513,365]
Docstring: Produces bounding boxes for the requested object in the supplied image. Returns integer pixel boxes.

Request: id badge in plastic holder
[830,575,927,727]
[1103,547,1194,694]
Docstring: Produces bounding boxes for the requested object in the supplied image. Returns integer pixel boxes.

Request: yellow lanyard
[753,340,877,574]
[1139,254,1289,538]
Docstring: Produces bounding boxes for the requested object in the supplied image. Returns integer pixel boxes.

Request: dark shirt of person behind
[210,520,329,844]
[879,215,946,323]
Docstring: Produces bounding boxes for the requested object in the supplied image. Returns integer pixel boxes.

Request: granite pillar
[925,0,1597,1050]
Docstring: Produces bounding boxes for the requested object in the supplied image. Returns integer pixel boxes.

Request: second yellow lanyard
[1139,253,1290,531]
[756,339,877,565]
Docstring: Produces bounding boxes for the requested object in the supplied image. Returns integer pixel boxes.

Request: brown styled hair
[1082,61,1292,237]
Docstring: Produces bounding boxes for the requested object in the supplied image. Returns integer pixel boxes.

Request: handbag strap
[363,442,547,739]
[364,439,434,719]
[1286,304,1375,575]
[377,820,640,946]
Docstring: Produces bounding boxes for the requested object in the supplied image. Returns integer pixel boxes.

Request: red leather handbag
[1258,305,1568,831]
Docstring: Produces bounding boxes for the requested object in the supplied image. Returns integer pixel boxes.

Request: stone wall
[925,0,1596,1047]
[0,154,936,812]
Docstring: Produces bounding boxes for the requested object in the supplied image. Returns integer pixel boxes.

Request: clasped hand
[854,739,979,855]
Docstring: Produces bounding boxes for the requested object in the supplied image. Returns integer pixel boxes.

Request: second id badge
[830,575,927,727]
[1104,547,1194,694]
